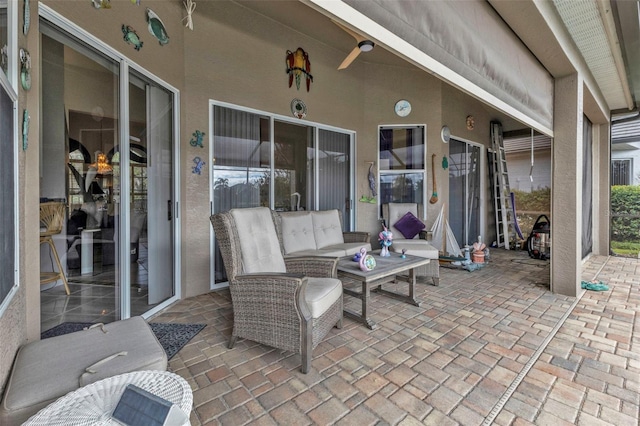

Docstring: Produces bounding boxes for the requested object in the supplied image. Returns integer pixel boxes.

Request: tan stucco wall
[181,1,459,296]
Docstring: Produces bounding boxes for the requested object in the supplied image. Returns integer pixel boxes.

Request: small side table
[81,228,100,275]
[24,370,193,425]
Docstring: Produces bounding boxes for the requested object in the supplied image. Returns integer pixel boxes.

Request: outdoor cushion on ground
[0,316,168,425]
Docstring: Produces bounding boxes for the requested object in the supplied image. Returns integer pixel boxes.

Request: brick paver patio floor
[151,249,639,425]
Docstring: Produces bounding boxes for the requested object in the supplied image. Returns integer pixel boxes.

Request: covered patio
[153,250,639,425]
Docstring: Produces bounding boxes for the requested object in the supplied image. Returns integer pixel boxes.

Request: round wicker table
[24,370,193,426]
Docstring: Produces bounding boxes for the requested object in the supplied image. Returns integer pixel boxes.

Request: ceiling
[230,0,640,131]
[232,0,410,69]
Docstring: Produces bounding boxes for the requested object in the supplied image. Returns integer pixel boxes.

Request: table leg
[375,268,422,307]
[342,280,377,330]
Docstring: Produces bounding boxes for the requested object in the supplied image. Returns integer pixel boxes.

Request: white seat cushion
[231,207,286,273]
[323,242,372,256]
[391,239,439,259]
[312,210,344,249]
[0,317,166,425]
[285,248,348,257]
[279,212,317,255]
[305,278,342,318]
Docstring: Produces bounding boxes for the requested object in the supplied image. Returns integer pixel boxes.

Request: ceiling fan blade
[332,20,367,43]
[338,46,362,70]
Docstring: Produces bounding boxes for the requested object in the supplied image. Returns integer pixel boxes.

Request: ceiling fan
[333,21,375,70]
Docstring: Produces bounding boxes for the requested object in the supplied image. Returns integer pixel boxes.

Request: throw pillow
[394,211,425,239]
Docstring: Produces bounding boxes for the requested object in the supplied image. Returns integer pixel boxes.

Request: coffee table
[337,251,430,329]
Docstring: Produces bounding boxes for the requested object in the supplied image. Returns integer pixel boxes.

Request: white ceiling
[553,0,632,112]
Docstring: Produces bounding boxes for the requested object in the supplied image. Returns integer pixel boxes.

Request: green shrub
[611,185,640,242]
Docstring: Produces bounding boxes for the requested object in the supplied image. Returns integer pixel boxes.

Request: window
[378,125,426,216]
[611,159,631,186]
[0,69,17,316]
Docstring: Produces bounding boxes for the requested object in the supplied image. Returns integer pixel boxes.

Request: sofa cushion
[393,211,425,239]
[279,212,317,255]
[391,239,439,259]
[324,242,372,256]
[305,277,342,318]
[0,316,167,426]
[232,207,286,274]
[284,248,347,258]
[312,210,344,249]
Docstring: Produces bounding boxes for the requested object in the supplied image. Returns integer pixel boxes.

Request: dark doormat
[41,322,206,360]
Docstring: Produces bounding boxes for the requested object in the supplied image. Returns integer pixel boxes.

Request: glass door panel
[449,140,481,246]
[129,71,175,314]
[40,31,121,326]
[212,106,270,284]
[274,121,313,211]
[318,129,352,229]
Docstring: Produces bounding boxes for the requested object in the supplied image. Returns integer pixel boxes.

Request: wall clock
[440,125,451,143]
[394,99,411,117]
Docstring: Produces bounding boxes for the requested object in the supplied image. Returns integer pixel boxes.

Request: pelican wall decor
[359,161,377,203]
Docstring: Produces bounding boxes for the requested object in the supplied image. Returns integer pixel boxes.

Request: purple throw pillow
[394,211,425,239]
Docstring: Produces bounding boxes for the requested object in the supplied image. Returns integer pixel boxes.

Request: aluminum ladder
[490,121,514,249]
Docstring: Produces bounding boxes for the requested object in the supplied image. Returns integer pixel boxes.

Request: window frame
[0,55,18,318]
[377,124,428,219]
[611,158,632,186]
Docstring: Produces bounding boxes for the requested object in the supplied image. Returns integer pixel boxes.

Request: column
[552,74,583,297]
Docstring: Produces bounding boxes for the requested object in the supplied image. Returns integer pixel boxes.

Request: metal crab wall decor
[286,47,313,92]
[122,25,143,51]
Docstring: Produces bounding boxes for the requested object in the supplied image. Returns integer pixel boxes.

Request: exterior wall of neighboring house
[506,149,552,192]
[611,144,640,185]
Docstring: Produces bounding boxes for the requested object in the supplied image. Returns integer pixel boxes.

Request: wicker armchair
[383,203,440,286]
[210,207,343,373]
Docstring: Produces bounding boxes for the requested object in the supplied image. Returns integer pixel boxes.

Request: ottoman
[390,239,440,286]
[0,316,167,425]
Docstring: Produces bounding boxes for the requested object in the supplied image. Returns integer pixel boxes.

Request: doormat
[41,322,206,360]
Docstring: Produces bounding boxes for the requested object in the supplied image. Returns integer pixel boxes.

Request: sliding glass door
[449,139,482,247]
[210,103,354,286]
[39,10,178,328]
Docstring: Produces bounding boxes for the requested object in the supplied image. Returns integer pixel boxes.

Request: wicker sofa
[274,209,371,258]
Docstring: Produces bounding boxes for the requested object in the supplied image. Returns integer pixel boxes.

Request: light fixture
[91,151,113,174]
[358,40,375,52]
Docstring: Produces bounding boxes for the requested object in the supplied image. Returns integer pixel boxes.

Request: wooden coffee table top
[337,251,430,282]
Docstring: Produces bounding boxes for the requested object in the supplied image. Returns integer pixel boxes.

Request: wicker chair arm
[234,273,305,289]
[285,256,338,278]
[343,231,371,244]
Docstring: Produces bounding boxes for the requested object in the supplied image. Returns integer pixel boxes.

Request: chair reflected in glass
[40,202,71,295]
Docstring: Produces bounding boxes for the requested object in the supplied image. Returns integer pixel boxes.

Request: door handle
[167,200,172,220]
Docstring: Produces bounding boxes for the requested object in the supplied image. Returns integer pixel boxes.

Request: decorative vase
[378,226,393,257]
[358,247,376,272]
